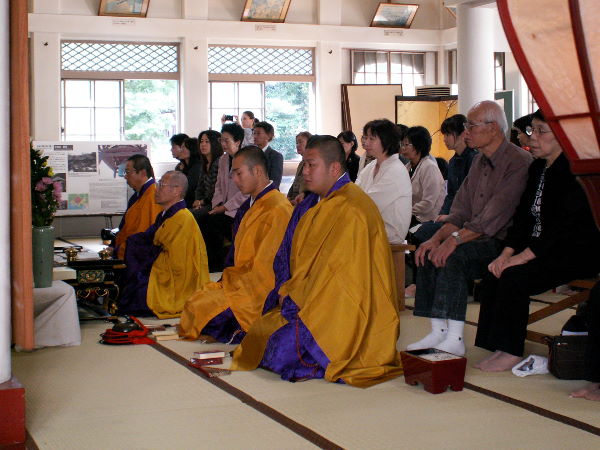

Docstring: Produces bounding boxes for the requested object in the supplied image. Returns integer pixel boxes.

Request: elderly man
[252,121,283,189]
[118,170,209,318]
[407,101,533,356]
[112,154,162,260]
[232,135,403,388]
[179,146,292,342]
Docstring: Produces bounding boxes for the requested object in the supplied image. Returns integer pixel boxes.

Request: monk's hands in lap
[415,238,440,266]
[209,205,226,215]
[429,237,457,268]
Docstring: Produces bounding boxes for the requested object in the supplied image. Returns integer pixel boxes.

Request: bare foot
[570,382,600,399]
[405,284,416,297]
[477,352,522,372]
[474,351,502,369]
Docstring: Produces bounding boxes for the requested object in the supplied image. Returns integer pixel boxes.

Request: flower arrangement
[31,145,62,227]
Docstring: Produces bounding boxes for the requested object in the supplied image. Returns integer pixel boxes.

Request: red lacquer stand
[400,349,467,394]
[0,376,25,445]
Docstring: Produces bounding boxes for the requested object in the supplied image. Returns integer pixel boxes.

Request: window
[494,52,505,91]
[209,46,315,161]
[527,88,539,114]
[60,41,180,161]
[351,50,426,94]
[447,49,457,85]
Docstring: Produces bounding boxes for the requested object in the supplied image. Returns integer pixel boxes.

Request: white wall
[28,0,525,140]
[1,0,11,384]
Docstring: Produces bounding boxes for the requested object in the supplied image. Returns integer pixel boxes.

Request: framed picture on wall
[370,3,419,28]
[98,0,150,18]
[241,0,292,23]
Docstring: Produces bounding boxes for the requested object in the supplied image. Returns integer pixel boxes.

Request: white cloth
[356,156,412,244]
[511,355,549,377]
[23,281,81,350]
[242,127,254,147]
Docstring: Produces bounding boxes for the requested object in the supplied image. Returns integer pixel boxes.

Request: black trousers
[198,212,233,272]
[586,281,600,382]
[475,255,599,357]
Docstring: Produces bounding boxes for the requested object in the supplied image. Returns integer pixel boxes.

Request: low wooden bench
[526,277,599,344]
[390,243,416,311]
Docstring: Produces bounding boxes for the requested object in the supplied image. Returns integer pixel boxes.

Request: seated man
[118,171,209,318]
[112,154,162,259]
[179,146,293,343]
[252,121,283,189]
[408,100,533,356]
[231,135,403,387]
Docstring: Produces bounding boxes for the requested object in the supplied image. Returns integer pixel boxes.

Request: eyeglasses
[401,142,413,148]
[525,126,552,136]
[464,121,493,130]
[219,138,234,144]
[124,169,138,175]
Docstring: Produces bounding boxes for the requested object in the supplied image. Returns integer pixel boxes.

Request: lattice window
[62,41,179,73]
[208,46,313,76]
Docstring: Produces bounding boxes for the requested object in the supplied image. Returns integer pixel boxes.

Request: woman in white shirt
[356,119,412,244]
[401,126,445,226]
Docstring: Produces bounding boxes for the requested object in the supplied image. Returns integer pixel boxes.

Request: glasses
[464,121,492,130]
[123,169,138,175]
[525,126,552,136]
[219,138,234,144]
[401,142,413,148]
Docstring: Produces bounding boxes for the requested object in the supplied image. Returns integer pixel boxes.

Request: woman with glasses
[475,109,600,372]
[200,123,248,272]
[192,130,223,216]
[400,126,446,227]
[178,137,203,208]
[337,131,361,182]
[356,119,412,244]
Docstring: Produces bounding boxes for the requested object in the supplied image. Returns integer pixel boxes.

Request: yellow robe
[114,182,162,260]
[146,208,210,319]
[179,190,293,339]
[232,183,403,387]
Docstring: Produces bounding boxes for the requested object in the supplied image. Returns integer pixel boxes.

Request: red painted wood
[400,351,467,394]
[0,377,26,445]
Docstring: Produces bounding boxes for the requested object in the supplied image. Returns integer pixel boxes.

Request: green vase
[32,225,54,288]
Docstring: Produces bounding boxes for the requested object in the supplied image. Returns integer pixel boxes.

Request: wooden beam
[10,0,34,350]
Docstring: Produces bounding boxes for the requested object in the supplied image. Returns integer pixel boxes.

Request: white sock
[435,319,465,356]
[406,318,447,351]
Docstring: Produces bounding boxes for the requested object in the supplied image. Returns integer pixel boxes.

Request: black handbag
[545,335,588,380]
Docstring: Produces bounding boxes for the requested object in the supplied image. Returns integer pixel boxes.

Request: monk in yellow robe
[232,135,403,388]
[118,170,209,318]
[113,155,162,260]
[179,146,292,343]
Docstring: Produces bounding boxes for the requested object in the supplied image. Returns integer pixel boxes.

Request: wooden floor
[14,237,599,449]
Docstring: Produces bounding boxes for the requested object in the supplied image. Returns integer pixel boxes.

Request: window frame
[350,49,427,86]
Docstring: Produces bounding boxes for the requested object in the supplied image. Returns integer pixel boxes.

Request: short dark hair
[169,133,188,146]
[397,124,409,141]
[234,145,268,175]
[198,129,223,169]
[441,114,467,136]
[254,121,274,139]
[127,154,154,179]
[405,126,432,158]
[221,122,245,144]
[337,130,358,154]
[363,119,402,156]
[306,135,347,172]
[531,109,545,123]
[513,113,535,132]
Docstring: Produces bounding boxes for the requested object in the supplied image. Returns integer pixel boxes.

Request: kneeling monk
[179,146,293,343]
[118,170,209,318]
[231,135,403,387]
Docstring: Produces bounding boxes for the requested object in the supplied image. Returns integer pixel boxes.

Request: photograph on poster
[68,153,98,173]
[98,144,148,178]
[68,193,89,210]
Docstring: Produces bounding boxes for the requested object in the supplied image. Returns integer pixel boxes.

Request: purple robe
[259,173,351,382]
[118,200,187,316]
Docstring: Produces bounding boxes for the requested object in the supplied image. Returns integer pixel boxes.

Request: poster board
[32,141,149,216]
[395,96,458,161]
[342,84,403,153]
